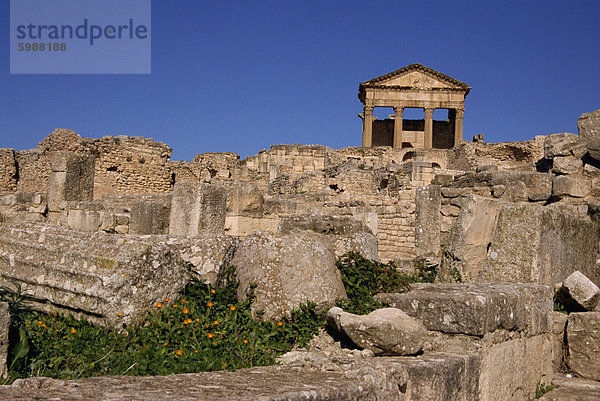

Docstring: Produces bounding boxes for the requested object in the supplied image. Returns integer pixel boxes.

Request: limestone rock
[169,182,227,236]
[553,175,590,198]
[278,214,378,260]
[442,195,502,282]
[377,283,552,336]
[586,136,600,163]
[479,203,599,286]
[0,223,190,328]
[578,109,600,141]
[0,303,9,378]
[415,185,441,256]
[47,151,95,212]
[130,199,171,235]
[231,230,347,321]
[558,271,600,311]
[567,312,600,381]
[552,155,583,175]
[544,133,580,158]
[327,307,426,356]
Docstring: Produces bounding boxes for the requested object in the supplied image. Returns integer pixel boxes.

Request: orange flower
[70,328,76,334]
[117,313,122,317]
[183,319,189,325]
[164,297,169,302]
[182,308,190,314]
[195,318,200,322]
[163,342,169,346]
[173,304,178,308]
[156,302,162,308]
[207,302,213,307]
[243,339,248,344]
[175,349,183,356]
[210,289,215,294]
[213,320,219,325]
[229,306,236,311]
[207,333,214,339]
[37,320,43,325]
[41,324,46,328]
[180,299,186,303]
[194,349,198,353]
[277,321,283,326]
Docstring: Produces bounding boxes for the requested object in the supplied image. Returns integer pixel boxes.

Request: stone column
[393,106,404,149]
[454,108,464,147]
[362,106,374,147]
[424,108,434,149]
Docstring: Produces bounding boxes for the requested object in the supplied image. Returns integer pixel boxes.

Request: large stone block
[552,175,590,198]
[0,223,189,328]
[231,230,347,321]
[47,151,95,212]
[130,200,171,235]
[567,312,600,381]
[0,302,9,379]
[558,271,600,311]
[226,183,264,217]
[479,334,553,401]
[67,209,102,232]
[376,283,553,336]
[578,109,600,141]
[544,132,581,158]
[443,195,502,282]
[552,155,583,175]
[169,182,227,236]
[415,185,441,256]
[479,203,599,286]
[278,215,378,260]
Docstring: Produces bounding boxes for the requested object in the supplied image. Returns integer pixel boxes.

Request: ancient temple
[358,63,470,149]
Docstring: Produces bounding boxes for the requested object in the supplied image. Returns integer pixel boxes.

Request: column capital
[364,106,374,114]
[393,106,404,113]
[455,108,464,118]
[424,107,434,116]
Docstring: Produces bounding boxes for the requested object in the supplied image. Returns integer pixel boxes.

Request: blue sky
[1,1,599,161]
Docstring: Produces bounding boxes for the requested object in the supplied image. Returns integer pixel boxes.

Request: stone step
[376,282,553,336]
[0,223,190,328]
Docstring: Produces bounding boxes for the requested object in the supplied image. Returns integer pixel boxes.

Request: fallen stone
[479,203,599,286]
[327,307,426,356]
[376,283,552,336]
[231,230,347,321]
[553,175,590,198]
[567,312,600,381]
[0,223,190,328]
[553,155,583,175]
[544,133,580,158]
[558,271,600,311]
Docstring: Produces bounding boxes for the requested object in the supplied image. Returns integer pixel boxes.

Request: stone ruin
[0,88,599,398]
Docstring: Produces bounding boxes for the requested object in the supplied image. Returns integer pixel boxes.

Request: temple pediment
[360,63,470,92]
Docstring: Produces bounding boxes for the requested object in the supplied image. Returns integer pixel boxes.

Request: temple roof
[359,63,471,94]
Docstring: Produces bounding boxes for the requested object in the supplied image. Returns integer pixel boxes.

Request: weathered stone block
[376,283,552,336]
[544,132,580,158]
[327,307,426,356]
[231,230,347,321]
[67,209,102,232]
[415,185,441,256]
[443,196,502,282]
[558,271,600,311]
[553,175,590,198]
[47,151,95,212]
[549,311,568,372]
[0,223,189,328]
[130,200,171,235]
[553,155,583,175]
[480,203,599,286]
[0,302,9,379]
[479,334,553,401]
[169,182,227,236]
[567,312,600,381]
[0,149,17,192]
[226,183,264,217]
[578,109,600,141]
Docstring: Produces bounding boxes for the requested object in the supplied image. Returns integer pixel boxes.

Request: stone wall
[0,149,17,192]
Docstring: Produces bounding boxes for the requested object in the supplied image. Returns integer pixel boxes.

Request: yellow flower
[207,302,213,307]
[175,349,183,356]
[207,333,214,339]
[182,308,190,314]
[41,324,46,328]
[243,339,248,344]
[229,305,236,311]
[156,302,162,308]
[163,342,169,346]
[213,320,219,325]
[117,313,122,317]
[210,289,215,294]
[194,349,198,353]
[70,328,76,334]
[195,318,200,322]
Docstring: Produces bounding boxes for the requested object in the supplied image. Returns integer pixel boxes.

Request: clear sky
[1,1,599,161]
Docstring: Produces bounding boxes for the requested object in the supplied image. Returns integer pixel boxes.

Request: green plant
[413,259,438,283]
[335,252,412,315]
[553,290,568,314]
[529,381,554,400]
[6,272,323,382]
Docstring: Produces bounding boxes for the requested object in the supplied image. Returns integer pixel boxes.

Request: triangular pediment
[360,63,470,91]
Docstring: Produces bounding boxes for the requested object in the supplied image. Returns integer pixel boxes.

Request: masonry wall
[0,149,17,192]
